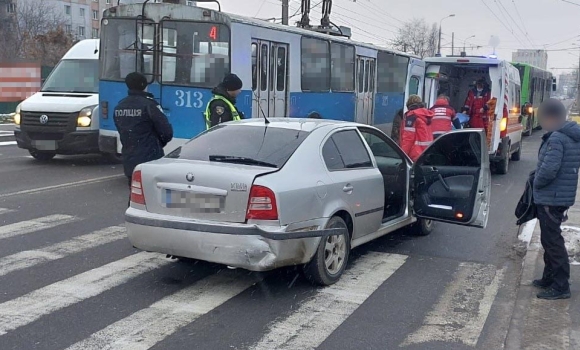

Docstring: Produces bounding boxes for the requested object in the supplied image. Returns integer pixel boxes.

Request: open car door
[412,129,491,228]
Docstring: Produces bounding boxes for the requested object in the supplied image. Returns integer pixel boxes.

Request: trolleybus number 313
[175,90,204,108]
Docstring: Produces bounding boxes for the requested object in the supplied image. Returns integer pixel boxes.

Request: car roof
[222,118,364,132]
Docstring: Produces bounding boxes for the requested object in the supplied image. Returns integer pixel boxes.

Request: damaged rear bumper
[125,208,344,271]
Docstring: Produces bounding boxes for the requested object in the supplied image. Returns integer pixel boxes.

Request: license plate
[33,140,57,150]
[163,189,224,213]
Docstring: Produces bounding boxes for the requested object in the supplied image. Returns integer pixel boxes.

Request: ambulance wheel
[511,144,522,161]
[29,150,55,161]
[496,157,509,175]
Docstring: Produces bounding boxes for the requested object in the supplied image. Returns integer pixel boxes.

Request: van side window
[409,76,420,95]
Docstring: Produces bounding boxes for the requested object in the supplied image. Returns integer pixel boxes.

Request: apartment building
[2,0,196,41]
[511,49,549,70]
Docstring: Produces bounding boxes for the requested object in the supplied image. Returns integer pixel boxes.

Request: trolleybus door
[252,40,288,118]
[356,56,376,125]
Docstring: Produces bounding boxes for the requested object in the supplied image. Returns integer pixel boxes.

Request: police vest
[204,95,240,129]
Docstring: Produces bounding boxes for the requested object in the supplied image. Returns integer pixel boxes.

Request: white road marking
[518,218,537,248]
[0,226,126,277]
[66,270,259,350]
[0,214,78,240]
[0,174,125,199]
[250,252,408,350]
[0,252,171,336]
[0,141,16,146]
[0,208,14,215]
[402,263,505,347]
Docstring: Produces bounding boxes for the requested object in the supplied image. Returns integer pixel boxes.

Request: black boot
[537,287,571,300]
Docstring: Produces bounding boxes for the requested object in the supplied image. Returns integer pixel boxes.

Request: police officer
[204,74,244,129]
[114,72,173,188]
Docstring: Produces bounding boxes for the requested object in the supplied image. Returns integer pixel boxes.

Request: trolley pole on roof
[282,0,289,25]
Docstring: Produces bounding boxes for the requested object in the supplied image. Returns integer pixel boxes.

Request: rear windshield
[166,125,310,168]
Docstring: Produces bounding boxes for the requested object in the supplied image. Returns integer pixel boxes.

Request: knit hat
[222,74,243,91]
[125,72,148,91]
[538,98,567,120]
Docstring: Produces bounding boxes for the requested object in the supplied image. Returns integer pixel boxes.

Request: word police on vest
[115,109,143,117]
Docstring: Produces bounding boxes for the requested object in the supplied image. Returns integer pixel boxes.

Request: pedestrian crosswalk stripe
[0,226,126,277]
[0,214,78,241]
[66,269,260,350]
[250,252,408,350]
[401,263,504,347]
[0,141,16,146]
[0,208,14,215]
[0,252,171,336]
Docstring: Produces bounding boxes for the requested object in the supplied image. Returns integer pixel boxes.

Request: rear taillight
[246,185,278,221]
[130,170,146,205]
[500,117,508,138]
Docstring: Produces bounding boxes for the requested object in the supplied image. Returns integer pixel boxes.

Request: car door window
[359,128,403,160]
[322,129,373,170]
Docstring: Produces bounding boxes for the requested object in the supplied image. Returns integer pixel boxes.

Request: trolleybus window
[376,52,409,93]
[251,43,258,91]
[301,37,330,92]
[100,18,155,82]
[277,46,287,92]
[330,42,355,92]
[160,21,230,88]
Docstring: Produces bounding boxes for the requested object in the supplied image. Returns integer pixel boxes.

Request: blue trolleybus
[98,1,425,156]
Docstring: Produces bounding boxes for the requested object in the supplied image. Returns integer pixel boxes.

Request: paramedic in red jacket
[401,95,434,162]
[430,95,461,139]
[464,79,491,129]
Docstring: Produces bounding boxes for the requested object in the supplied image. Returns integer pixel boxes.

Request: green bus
[512,63,556,136]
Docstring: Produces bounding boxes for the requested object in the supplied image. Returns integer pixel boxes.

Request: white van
[423,56,523,174]
[13,39,101,161]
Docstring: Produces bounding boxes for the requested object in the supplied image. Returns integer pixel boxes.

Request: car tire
[409,218,434,236]
[511,143,522,161]
[496,156,509,175]
[303,216,350,286]
[29,150,56,161]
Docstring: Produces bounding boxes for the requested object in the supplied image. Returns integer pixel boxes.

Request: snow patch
[562,226,580,265]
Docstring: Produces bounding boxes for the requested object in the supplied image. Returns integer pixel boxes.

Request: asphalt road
[0,123,544,350]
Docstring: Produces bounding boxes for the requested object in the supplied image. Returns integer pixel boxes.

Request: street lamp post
[463,35,476,53]
[437,14,455,56]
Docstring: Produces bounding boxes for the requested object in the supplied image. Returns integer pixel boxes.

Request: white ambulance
[424,55,523,174]
[13,39,102,161]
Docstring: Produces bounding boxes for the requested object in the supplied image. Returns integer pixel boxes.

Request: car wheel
[410,218,434,236]
[29,150,56,161]
[303,216,350,286]
[496,156,509,175]
[511,143,522,161]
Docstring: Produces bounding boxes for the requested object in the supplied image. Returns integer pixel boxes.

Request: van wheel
[511,143,522,161]
[496,156,509,175]
[303,216,350,286]
[409,218,434,236]
[29,150,55,161]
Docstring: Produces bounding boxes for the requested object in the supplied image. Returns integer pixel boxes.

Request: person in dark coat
[533,98,580,300]
[113,72,173,187]
[204,74,244,129]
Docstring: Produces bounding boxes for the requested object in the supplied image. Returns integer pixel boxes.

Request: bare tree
[0,0,73,65]
[390,18,439,59]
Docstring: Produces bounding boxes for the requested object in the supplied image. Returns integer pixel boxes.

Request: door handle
[343,184,354,193]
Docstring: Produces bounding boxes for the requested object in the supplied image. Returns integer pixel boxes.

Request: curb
[505,219,541,349]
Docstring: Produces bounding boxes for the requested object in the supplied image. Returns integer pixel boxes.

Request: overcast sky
[204,0,580,77]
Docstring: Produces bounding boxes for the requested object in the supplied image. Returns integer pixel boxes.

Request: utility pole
[437,25,442,56]
[282,0,289,25]
[451,32,454,56]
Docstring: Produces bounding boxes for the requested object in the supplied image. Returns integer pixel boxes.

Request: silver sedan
[126,118,491,285]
